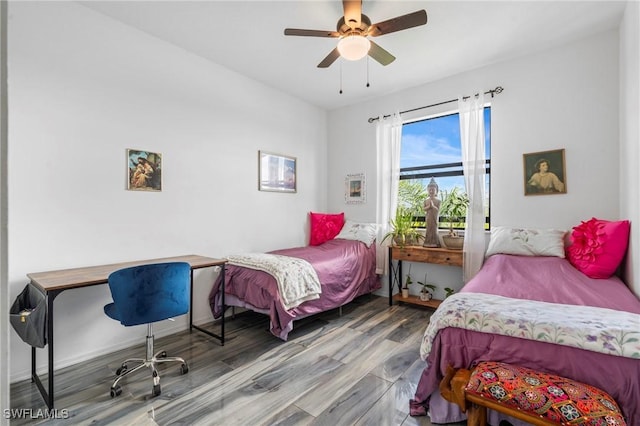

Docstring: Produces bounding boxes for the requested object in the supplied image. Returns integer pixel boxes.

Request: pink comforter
[411,254,640,425]
[209,239,380,340]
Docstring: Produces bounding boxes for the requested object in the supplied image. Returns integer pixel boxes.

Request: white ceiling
[79,1,627,111]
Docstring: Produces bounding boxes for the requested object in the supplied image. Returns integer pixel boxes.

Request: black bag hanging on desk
[10,283,47,348]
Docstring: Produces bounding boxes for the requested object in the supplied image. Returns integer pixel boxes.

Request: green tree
[439,186,469,231]
[398,180,427,218]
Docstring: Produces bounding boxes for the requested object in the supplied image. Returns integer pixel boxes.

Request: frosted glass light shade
[337,35,371,61]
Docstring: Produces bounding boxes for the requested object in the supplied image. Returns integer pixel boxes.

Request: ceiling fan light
[337,35,371,61]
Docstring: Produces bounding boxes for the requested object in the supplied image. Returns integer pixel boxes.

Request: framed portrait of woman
[523,149,566,196]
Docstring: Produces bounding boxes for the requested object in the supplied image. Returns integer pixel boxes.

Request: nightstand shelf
[388,245,462,307]
[392,293,443,310]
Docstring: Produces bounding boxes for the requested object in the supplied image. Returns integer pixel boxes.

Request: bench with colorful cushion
[439,361,627,426]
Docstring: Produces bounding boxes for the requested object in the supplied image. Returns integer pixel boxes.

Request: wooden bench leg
[440,365,486,426]
[466,403,487,426]
[439,365,472,411]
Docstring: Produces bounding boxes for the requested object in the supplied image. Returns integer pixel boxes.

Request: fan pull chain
[366,56,370,88]
[339,59,343,94]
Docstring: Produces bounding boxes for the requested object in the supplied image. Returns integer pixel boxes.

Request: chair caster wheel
[116,364,127,376]
[181,363,189,374]
[110,385,122,398]
[152,384,161,397]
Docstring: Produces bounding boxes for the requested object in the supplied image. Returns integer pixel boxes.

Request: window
[399,108,491,229]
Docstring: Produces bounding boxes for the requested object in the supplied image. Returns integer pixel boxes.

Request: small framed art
[258,151,297,193]
[127,149,162,191]
[523,148,566,195]
[345,173,366,204]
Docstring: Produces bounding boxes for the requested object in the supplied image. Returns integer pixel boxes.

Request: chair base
[110,323,188,398]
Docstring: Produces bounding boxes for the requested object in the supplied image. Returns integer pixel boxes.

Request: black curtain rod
[367,86,504,123]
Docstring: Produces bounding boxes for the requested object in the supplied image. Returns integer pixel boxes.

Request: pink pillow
[566,218,630,278]
[309,212,345,246]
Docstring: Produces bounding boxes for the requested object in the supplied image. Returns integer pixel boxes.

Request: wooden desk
[388,245,462,307]
[26,254,227,410]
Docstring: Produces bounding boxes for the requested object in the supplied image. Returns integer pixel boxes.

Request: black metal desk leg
[47,293,54,409]
[218,266,224,345]
[32,289,59,410]
[189,269,194,332]
[189,266,225,346]
[31,346,35,383]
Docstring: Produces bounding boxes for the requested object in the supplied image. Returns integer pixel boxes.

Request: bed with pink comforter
[410,254,640,426]
[208,238,380,340]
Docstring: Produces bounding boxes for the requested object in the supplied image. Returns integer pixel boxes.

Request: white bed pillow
[335,221,377,247]
[485,226,566,258]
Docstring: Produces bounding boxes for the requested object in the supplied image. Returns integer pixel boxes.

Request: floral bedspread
[227,253,321,310]
[420,292,640,361]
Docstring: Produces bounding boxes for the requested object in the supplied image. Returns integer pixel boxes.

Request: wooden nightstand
[388,245,462,308]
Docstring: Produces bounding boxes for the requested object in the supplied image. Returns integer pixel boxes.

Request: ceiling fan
[284,0,427,68]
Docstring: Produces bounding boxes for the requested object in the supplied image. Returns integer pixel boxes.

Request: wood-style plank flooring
[9,295,466,426]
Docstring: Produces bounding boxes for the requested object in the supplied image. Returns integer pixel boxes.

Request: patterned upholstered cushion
[466,362,626,425]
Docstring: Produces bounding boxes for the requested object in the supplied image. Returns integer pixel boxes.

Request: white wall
[1,0,10,421]
[5,0,637,392]
[620,1,640,298]
[328,29,625,297]
[7,2,327,381]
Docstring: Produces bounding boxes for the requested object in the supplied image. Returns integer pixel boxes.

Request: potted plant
[381,207,425,248]
[417,273,437,301]
[444,287,456,298]
[439,187,469,250]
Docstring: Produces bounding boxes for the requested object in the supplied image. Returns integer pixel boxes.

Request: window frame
[399,108,492,230]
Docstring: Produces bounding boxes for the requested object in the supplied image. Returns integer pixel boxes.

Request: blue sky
[400,109,491,195]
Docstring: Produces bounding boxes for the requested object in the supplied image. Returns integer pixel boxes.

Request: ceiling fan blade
[318,48,341,68]
[368,40,395,66]
[369,10,427,37]
[343,0,362,29]
[284,28,340,38]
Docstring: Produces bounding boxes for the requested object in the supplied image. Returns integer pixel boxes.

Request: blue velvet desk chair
[104,261,191,398]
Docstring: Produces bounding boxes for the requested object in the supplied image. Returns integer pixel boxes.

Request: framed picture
[523,148,566,195]
[258,151,297,193]
[345,173,366,204]
[127,149,162,191]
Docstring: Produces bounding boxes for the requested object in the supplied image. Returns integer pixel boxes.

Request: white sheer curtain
[375,112,402,275]
[458,92,486,282]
